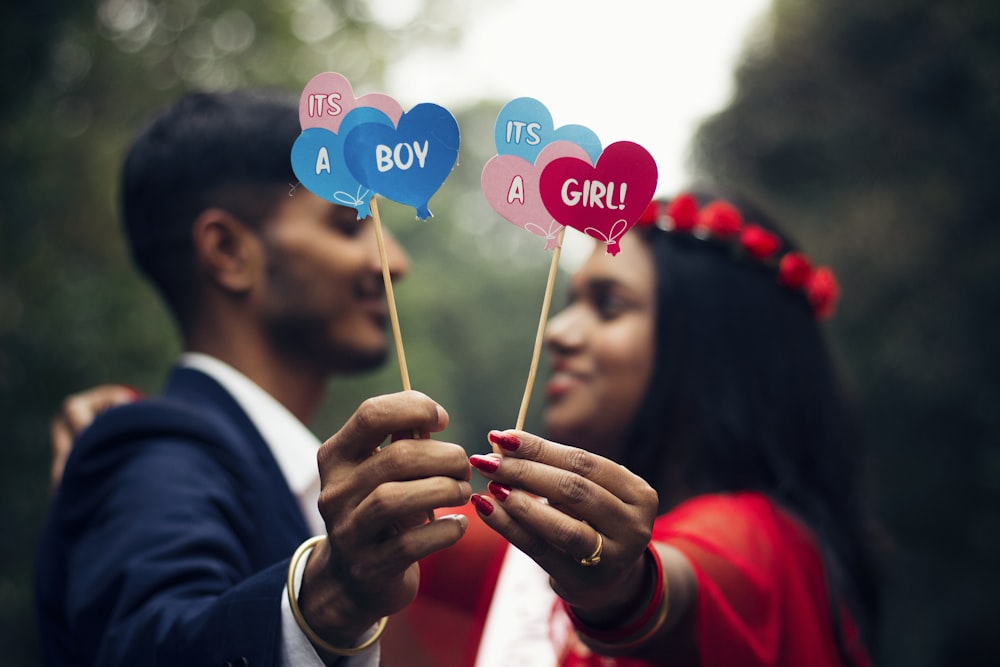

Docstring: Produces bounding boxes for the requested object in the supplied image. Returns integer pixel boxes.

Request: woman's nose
[545,306,586,353]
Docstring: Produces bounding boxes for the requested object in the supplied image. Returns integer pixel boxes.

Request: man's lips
[358,297,389,327]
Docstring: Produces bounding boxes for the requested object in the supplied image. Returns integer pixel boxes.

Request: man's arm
[42,390,473,665]
[46,428,293,665]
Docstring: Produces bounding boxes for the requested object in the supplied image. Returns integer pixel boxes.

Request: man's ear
[191,208,261,294]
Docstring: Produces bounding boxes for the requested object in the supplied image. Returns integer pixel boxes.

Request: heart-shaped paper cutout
[343,103,460,220]
[494,97,602,165]
[290,107,395,218]
[539,141,658,256]
[299,71,403,133]
[481,141,593,250]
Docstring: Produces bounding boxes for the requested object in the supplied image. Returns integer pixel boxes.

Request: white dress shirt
[180,353,379,666]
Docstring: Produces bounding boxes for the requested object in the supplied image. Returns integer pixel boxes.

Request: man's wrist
[288,536,387,657]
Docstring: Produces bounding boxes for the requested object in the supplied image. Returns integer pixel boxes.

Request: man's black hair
[120,90,300,328]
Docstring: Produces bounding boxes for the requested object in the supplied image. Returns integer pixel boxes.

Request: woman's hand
[468,428,659,619]
[49,384,142,488]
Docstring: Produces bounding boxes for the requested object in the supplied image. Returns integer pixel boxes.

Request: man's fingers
[352,509,471,575]
[319,392,448,467]
[332,476,472,543]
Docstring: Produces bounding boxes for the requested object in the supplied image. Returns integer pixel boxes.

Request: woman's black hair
[617,192,880,662]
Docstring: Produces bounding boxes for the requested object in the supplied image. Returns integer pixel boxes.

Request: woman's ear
[191,208,261,294]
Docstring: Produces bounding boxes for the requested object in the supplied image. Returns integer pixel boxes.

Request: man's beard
[266,314,388,376]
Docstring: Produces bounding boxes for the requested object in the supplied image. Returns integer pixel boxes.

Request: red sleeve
[653,492,869,667]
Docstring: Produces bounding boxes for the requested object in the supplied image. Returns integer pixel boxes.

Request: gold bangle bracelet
[286,535,388,656]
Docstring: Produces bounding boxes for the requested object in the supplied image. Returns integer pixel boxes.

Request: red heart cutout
[539,141,658,255]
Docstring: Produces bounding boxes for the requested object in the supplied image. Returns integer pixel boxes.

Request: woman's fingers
[473,484,603,569]
[487,429,658,509]
[49,384,142,487]
[470,429,659,610]
[471,431,657,544]
[470,486,647,613]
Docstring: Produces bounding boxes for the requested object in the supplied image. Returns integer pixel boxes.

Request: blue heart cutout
[290,107,395,218]
[493,97,602,165]
[343,103,460,220]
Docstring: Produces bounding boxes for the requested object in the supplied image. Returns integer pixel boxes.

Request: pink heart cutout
[539,141,658,256]
[481,141,593,250]
[298,72,403,133]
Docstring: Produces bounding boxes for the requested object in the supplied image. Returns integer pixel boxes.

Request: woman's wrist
[562,543,669,649]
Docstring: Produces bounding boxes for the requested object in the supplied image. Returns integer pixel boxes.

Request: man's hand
[298,391,473,650]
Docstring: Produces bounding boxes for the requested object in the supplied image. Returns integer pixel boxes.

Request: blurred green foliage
[3,0,998,665]
[691,0,1000,663]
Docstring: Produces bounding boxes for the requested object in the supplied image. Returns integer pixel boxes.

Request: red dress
[381,492,870,667]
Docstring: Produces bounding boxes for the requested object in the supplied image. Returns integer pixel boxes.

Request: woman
[382,191,878,666]
[49,192,879,665]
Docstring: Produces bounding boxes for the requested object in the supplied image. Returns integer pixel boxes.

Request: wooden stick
[371,197,435,524]
[516,227,567,430]
[371,196,412,391]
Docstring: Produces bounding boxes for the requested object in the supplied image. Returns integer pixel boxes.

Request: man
[36,90,472,666]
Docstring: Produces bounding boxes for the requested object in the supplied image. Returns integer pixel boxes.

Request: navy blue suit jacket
[36,367,312,666]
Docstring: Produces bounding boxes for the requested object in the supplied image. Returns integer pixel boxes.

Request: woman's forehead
[576,233,654,287]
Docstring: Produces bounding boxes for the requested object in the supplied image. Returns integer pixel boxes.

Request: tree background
[690,0,1000,663]
[2,0,997,665]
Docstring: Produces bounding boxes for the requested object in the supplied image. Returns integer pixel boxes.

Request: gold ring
[578,531,604,567]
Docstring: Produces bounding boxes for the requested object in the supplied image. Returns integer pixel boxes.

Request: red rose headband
[637,193,841,320]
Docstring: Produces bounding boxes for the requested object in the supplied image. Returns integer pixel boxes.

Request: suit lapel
[163,367,312,550]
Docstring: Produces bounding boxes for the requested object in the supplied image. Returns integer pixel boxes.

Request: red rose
[806,266,840,319]
[666,193,699,231]
[778,252,813,288]
[699,201,743,238]
[637,200,660,227]
[740,224,781,260]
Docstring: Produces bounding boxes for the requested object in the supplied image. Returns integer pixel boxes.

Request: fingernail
[470,494,494,516]
[488,430,520,451]
[469,454,500,473]
[487,481,511,502]
[439,513,470,531]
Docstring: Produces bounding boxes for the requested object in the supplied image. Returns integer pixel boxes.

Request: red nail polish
[470,454,500,473]
[470,494,494,516]
[487,481,511,502]
[488,431,520,451]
